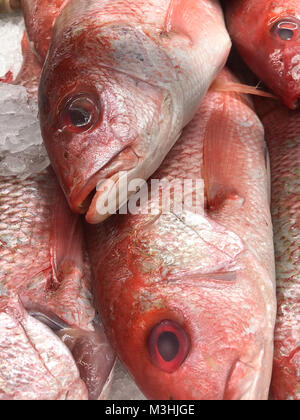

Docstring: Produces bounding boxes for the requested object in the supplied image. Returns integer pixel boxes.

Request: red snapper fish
[226,0,300,110]
[86,70,276,400]
[255,98,300,401]
[26,0,231,223]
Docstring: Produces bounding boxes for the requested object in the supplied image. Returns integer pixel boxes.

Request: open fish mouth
[27,305,116,401]
[0,297,115,400]
[69,147,141,224]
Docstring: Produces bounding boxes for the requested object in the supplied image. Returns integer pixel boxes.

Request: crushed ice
[0,14,49,178]
[0,14,24,78]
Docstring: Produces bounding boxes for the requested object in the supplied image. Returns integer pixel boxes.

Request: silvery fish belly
[86,70,276,400]
[36,0,231,223]
[255,99,300,401]
[0,170,115,400]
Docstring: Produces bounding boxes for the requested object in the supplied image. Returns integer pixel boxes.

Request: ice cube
[0,13,24,78]
[0,82,49,177]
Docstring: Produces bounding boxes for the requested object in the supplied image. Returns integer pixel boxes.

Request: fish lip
[68,147,140,219]
[68,169,110,215]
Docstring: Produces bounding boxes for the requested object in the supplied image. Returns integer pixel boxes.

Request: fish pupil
[278,28,294,41]
[69,107,91,127]
[157,331,179,362]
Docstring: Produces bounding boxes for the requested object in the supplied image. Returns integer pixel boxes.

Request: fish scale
[0,172,55,288]
[256,100,300,400]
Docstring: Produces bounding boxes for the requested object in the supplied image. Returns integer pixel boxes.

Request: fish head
[93,212,273,400]
[39,11,175,224]
[226,0,300,109]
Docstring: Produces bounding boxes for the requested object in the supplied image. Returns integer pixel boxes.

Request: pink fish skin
[86,70,276,400]
[255,98,300,401]
[225,0,300,110]
[35,0,231,223]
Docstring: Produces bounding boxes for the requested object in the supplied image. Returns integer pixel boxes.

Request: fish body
[255,99,300,400]
[37,0,231,223]
[226,0,300,109]
[86,70,276,400]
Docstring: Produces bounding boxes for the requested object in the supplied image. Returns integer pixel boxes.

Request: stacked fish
[0,0,298,400]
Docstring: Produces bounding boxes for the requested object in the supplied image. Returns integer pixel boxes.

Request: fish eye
[61,94,100,132]
[148,320,190,373]
[271,17,300,41]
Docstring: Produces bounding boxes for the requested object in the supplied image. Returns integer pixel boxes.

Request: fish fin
[13,32,42,94]
[203,99,246,212]
[210,79,277,99]
[49,172,85,290]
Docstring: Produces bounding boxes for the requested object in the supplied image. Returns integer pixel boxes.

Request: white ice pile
[0,82,49,177]
[0,13,49,178]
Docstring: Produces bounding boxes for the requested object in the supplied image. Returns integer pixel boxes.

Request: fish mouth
[69,147,140,224]
[27,304,115,400]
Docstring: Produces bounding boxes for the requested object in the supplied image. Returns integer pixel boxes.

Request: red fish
[33,0,231,223]
[226,0,300,110]
[86,70,276,400]
[255,98,300,401]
